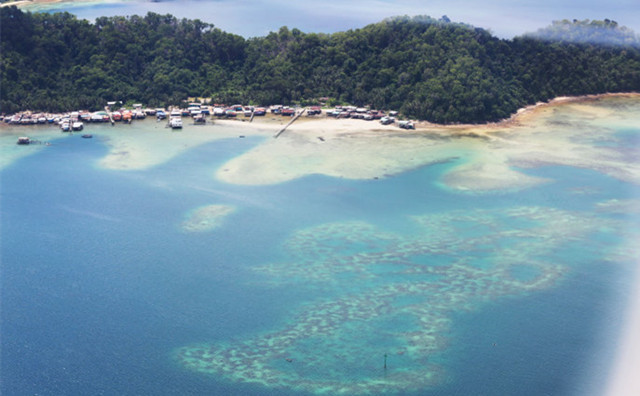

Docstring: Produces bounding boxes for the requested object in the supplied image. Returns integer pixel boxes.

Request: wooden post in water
[384,353,387,370]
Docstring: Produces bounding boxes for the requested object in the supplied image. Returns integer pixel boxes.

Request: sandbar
[181,204,236,232]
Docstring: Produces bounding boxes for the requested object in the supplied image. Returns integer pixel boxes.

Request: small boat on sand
[169,117,183,129]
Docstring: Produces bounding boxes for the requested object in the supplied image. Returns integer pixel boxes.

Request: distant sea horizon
[14,0,640,39]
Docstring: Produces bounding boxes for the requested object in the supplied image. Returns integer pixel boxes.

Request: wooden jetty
[104,106,115,124]
[274,108,306,139]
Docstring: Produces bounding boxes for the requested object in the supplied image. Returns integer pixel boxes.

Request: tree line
[1,7,639,123]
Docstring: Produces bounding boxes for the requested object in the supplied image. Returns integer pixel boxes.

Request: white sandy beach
[96,120,273,170]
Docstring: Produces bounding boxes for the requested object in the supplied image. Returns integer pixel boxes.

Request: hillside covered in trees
[1,7,639,123]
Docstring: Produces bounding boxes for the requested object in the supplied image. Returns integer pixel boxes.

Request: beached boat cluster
[325,106,414,129]
[2,103,414,131]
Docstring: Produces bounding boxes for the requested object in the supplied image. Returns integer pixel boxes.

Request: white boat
[398,120,414,129]
[169,117,183,129]
[193,113,206,123]
[72,121,84,131]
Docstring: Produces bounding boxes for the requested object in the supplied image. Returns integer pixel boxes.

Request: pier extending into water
[274,108,306,138]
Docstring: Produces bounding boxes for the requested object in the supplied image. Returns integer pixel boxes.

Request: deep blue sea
[1,107,639,395]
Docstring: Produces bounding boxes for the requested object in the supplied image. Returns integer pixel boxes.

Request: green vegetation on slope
[1,8,639,123]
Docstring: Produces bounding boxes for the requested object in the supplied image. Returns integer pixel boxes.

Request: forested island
[1,6,639,123]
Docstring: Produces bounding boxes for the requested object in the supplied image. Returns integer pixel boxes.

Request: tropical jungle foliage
[1,7,639,123]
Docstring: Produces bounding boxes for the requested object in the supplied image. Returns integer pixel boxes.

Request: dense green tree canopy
[1,8,639,123]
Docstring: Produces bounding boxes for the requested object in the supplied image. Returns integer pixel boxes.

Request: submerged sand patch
[216,126,470,185]
[180,204,236,232]
[98,121,271,171]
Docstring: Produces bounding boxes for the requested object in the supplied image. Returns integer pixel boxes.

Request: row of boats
[3,103,414,130]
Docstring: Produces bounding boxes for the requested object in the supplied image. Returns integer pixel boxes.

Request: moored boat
[90,111,109,122]
[193,113,206,123]
[281,107,295,116]
[398,120,414,129]
[169,117,183,129]
[380,116,395,125]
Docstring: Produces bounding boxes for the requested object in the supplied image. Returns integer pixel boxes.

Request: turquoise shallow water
[1,107,639,395]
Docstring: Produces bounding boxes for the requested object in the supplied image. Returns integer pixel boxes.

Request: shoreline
[414,91,640,132]
[2,91,638,134]
[3,92,638,137]
[0,0,108,8]
[1,0,66,8]
[3,92,640,189]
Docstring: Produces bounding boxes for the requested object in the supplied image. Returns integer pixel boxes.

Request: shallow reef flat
[177,204,632,394]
